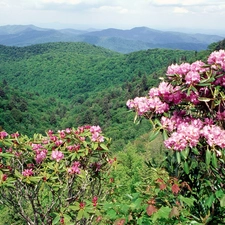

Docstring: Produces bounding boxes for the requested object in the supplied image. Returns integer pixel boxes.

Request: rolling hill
[0,25,223,53]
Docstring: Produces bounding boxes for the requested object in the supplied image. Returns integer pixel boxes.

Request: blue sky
[1,0,225,34]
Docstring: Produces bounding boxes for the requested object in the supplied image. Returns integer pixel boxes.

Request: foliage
[0,125,112,225]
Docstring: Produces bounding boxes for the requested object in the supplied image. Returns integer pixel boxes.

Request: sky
[1,0,225,34]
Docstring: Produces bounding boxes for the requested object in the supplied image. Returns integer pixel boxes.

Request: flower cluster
[207,49,225,70]
[32,143,48,164]
[0,131,8,139]
[126,96,169,116]
[68,161,81,174]
[22,169,34,177]
[90,125,104,142]
[51,150,64,162]
[127,50,225,153]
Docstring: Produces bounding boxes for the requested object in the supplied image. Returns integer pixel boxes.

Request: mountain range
[0,25,224,53]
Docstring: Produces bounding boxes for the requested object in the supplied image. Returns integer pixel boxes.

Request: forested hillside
[0,41,213,150]
[1,39,225,224]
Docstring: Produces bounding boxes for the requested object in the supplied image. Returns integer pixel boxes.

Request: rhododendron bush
[0,126,111,225]
[127,50,225,224]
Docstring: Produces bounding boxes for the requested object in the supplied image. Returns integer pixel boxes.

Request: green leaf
[92,142,98,150]
[198,97,212,102]
[29,176,42,183]
[149,129,160,142]
[192,147,200,155]
[220,195,225,207]
[205,194,215,208]
[211,152,218,168]
[181,147,189,160]
[179,195,196,207]
[215,189,224,198]
[77,209,84,221]
[100,143,108,150]
[0,153,14,158]
[205,148,211,166]
[183,161,189,174]
[152,206,171,222]
[176,151,181,164]
[52,215,60,225]
[14,169,23,178]
[162,129,168,141]
[69,202,80,211]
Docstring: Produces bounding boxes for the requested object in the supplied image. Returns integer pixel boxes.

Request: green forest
[1,38,225,224]
[0,42,210,150]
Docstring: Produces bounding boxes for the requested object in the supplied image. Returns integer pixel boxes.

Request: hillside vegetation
[0,41,216,150]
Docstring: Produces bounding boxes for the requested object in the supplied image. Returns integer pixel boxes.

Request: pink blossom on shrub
[167,63,190,76]
[164,132,188,151]
[68,161,81,174]
[185,91,200,105]
[126,97,151,115]
[67,144,80,152]
[164,118,203,151]
[35,150,48,164]
[149,82,183,104]
[208,49,225,70]
[65,128,71,134]
[22,169,34,177]
[11,132,19,138]
[90,125,102,133]
[185,71,200,85]
[55,140,63,146]
[91,132,104,142]
[51,150,64,162]
[32,144,48,164]
[0,131,8,139]
[127,96,169,115]
[217,111,225,120]
[201,125,225,148]
[214,75,225,87]
[190,60,207,73]
[58,130,66,139]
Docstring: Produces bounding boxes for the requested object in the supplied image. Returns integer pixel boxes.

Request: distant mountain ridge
[0,25,223,53]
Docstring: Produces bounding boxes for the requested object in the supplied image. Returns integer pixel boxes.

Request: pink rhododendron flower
[190,60,207,73]
[11,132,19,138]
[67,144,80,152]
[90,125,102,133]
[185,71,200,85]
[58,130,66,139]
[164,117,203,151]
[35,150,48,164]
[22,169,34,177]
[201,125,225,148]
[167,63,190,76]
[127,96,169,115]
[51,150,64,162]
[32,144,48,164]
[0,131,8,139]
[208,49,225,70]
[68,161,81,174]
[91,132,104,142]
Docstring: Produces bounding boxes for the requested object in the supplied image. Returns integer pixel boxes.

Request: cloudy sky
[1,0,225,33]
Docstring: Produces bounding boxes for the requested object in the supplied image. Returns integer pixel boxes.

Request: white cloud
[91,5,129,14]
[41,0,81,3]
[148,0,225,6]
[173,7,189,13]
